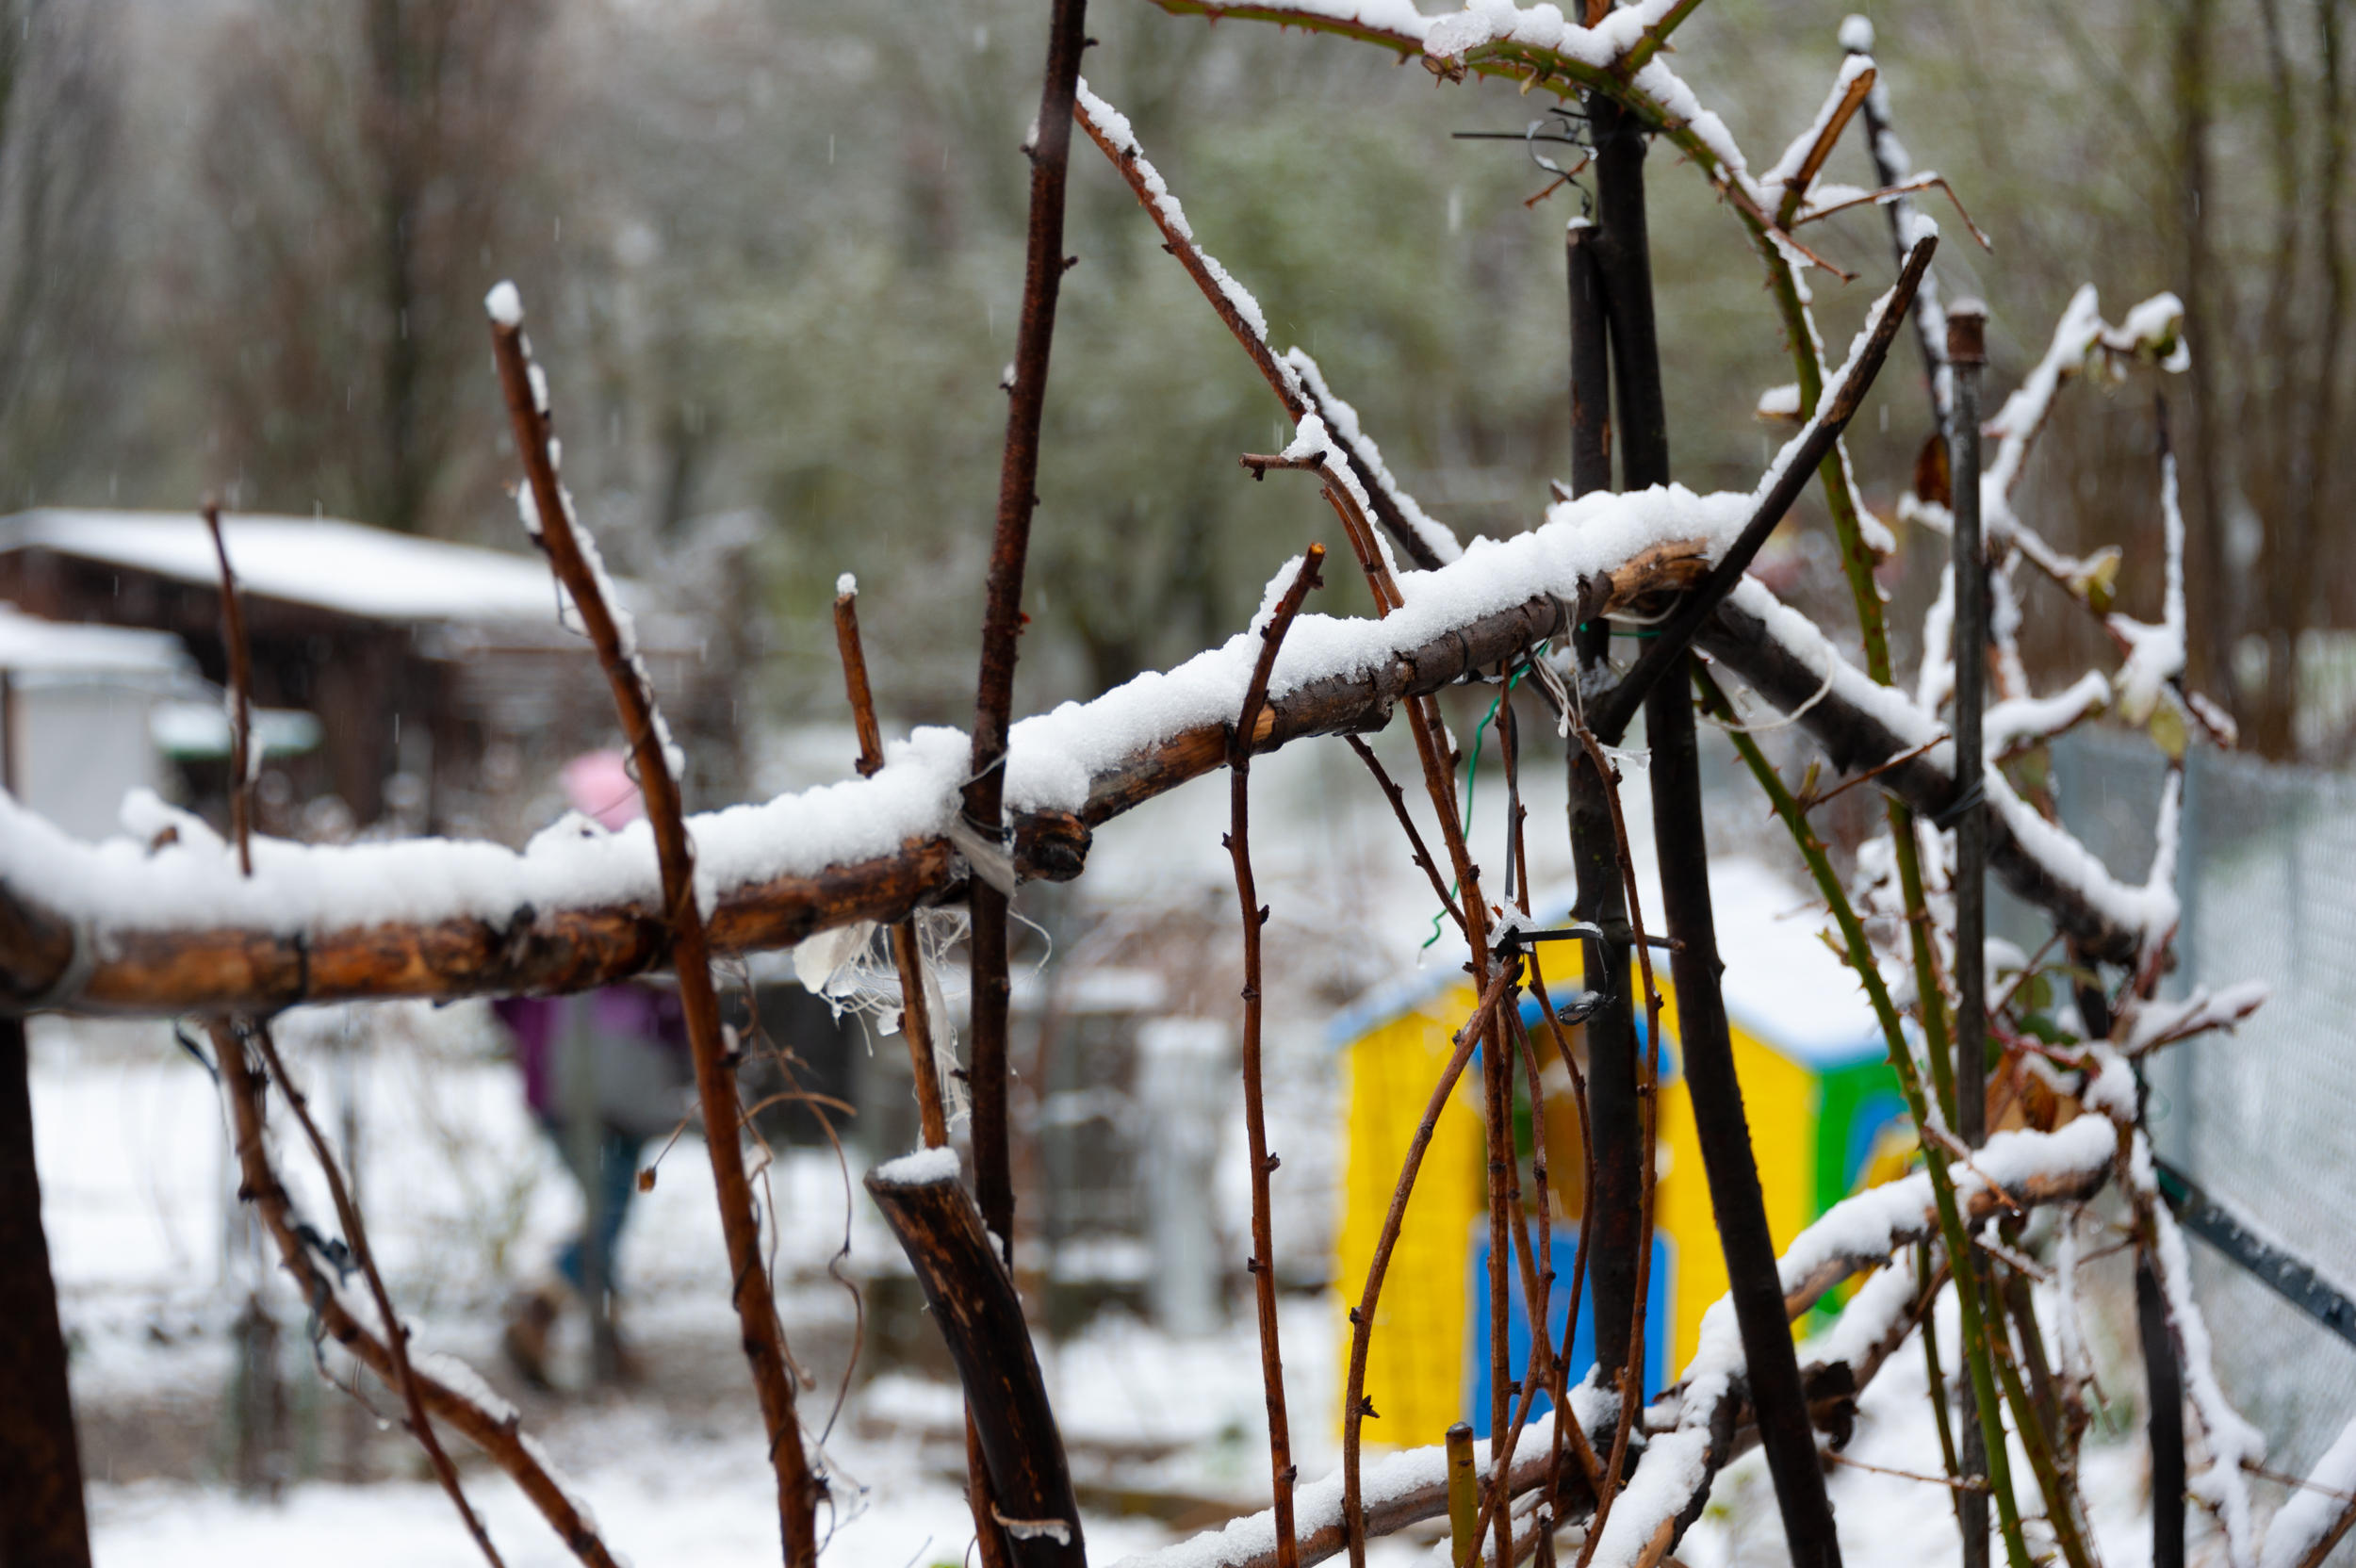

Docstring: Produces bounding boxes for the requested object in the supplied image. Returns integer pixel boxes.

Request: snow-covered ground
[29,739,2234,1565]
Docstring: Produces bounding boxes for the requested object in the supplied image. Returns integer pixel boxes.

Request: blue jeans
[548,1122,646,1298]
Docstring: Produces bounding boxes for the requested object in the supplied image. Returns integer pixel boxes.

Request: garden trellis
[0,4,2350,1568]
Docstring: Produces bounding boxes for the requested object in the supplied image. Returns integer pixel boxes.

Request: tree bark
[0,1019,90,1568]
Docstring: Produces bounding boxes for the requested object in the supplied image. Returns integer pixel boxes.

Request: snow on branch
[0,486,1731,1014]
[2260,1414,2356,1568]
[2110,448,2189,723]
[2119,980,2271,1055]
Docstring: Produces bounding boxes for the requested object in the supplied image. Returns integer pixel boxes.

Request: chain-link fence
[2042,729,2356,1480]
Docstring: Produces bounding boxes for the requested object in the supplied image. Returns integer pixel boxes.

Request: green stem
[1705,671,2034,1568]
[1989,1297,2099,1568]
[1919,1239,1968,1531]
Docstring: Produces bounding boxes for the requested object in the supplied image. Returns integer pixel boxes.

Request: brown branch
[202,501,254,877]
[208,1020,621,1568]
[966,0,1092,1289]
[1792,172,1993,251]
[1078,89,1451,573]
[834,583,949,1151]
[1343,961,1522,1566]
[1775,65,1877,226]
[0,551,1689,1015]
[864,1158,1084,1568]
[1343,735,1466,936]
[487,291,820,1564]
[1231,547,1326,1568]
[238,1021,502,1564]
[4,529,2186,1013]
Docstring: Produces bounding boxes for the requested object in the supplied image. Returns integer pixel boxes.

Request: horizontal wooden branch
[0,547,1699,1015]
[1,531,2178,1012]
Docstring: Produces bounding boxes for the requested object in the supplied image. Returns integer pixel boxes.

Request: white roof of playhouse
[1327,856,1888,1070]
[0,509,650,625]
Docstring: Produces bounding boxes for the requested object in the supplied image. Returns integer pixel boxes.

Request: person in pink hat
[492,751,693,1387]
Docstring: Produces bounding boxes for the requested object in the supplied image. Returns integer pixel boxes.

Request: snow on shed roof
[0,602,193,678]
[0,509,647,625]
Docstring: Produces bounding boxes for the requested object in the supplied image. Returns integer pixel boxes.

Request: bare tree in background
[192,0,553,535]
[0,0,122,510]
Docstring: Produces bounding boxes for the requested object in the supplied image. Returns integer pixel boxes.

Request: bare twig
[834,581,950,1151]
[965,0,1093,1300]
[240,1022,502,1565]
[202,500,254,876]
[486,286,820,1564]
[1343,735,1467,935]
[208,1021,621,1568]
[1343,961,1522,1567]
[1230,545,1328,1568]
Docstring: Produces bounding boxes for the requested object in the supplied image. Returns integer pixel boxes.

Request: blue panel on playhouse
[1466,1224,1674,1438]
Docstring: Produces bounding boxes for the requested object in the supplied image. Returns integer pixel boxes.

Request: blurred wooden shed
[0,509,734,839]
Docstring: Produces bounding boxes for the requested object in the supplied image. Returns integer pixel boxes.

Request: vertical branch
[486,289,820,1566]
[964,0,1092,1266]
[243,1022,503,1566]
[1561,711,1663,1567]
[834,580,950,1151]
[0,1018,90,1568]
[864,1159,1085,1568]
[1649,666,1842,1568]
[1587,90,1843,1567]
[1341,964,1521,1568]
[203,500,254,876]
[1229,546,1326,1568]
[1564,144,1640,1408]
[2139,1256,2187,1568]
[1704,668,2036,1568]
[1566,220,1612,498]
[1948,303,1993,1568]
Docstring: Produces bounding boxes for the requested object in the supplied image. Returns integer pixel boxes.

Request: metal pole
[1947,301,1990,1568]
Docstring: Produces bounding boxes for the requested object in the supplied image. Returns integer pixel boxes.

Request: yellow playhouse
[1330,859,1912,1444]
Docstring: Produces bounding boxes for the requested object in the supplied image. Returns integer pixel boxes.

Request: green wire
[1422,656,1534,950]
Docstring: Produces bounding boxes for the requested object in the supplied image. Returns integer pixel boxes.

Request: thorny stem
[1920,1240,1969,1529]
[203,502,254,877]
[833,585,950,1151]
[966,0,1092,1276]
[1342,962,1522,1568]
[489,302,820,1565]
[241,1022,503,1566]
[1703,667,2036,1568]
[1344,734,1468,937]
[1988,1290,2099,1568]
[1527,949,1607,1510]
[208,1021,622,1568]
[1230,546,1328,1568]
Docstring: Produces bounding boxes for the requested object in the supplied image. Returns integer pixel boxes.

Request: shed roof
[0,509,647,625]
[0,603,194,679]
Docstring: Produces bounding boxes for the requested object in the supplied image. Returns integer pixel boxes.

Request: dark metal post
[1948,302,1990,1568]
[1565,193,1640,1383]
[1591,90,1841,1566]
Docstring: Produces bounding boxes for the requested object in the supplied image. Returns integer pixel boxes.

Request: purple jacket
[493,988,691,1119]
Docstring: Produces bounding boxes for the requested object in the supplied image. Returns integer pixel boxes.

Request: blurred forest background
[1,0,2347,760]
